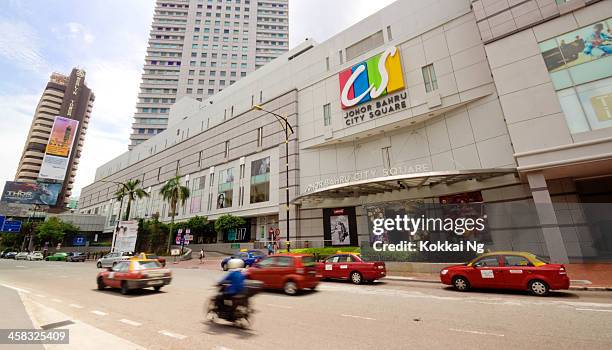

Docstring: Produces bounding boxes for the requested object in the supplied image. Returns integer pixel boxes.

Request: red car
[317,253,386,284]
[244,254,320,295]
[97,258,172,295]
[440,251,569,296]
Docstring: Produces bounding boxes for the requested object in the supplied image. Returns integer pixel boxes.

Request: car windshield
[250,251,264,257]
[301,256,316,267]
[133,260,162,270]
[146,254,158,259]
[532,255,549,264]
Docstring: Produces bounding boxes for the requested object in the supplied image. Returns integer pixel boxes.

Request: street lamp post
[253,105,294,252]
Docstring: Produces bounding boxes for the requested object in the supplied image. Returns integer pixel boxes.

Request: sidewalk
[386,263,612,291]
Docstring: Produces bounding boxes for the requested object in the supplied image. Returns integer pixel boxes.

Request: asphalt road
[1,259,611,350]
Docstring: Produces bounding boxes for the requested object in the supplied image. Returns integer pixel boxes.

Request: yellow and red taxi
[96,257,172,295]
[316,253,386,284]
[244,254,320,295]
[440,251,569,296]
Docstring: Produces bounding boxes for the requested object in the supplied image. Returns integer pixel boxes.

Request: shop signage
[304,163,430,193]
[339,46,405,109]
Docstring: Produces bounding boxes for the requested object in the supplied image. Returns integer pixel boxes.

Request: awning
[293,169,518,204]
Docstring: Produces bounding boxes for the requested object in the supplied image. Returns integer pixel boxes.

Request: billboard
[38,116,79,182]
[1,181,62,206]
[46,116,79,157]
[114,220,138,253]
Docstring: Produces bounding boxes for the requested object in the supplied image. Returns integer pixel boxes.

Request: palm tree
[159,175,190,253]
[115,179,149,221]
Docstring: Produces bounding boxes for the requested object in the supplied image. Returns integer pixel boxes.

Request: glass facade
[539,18,612,133]
[217,168,234,208]
[250,157,270,203]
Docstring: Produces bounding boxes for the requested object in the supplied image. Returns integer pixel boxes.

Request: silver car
[27,251,44,261]
[96,252,132,268]
[15,252,29,260]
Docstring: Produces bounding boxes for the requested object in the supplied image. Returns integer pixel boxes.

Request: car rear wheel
[153,286,162,292]
[96,262,102,268]
[112,262,117,268]
[529,280,549,296]
[120,281,129,295]
[222,263,228,271]
[283,281,298,295]
[350,272,363,285]
[452,276,470,291]
[97,277,105,290]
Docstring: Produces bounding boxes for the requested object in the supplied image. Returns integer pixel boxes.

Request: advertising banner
[38,116,79,182]
[45,116,79,157]
[1,181,62,206]
[113,220,138,253]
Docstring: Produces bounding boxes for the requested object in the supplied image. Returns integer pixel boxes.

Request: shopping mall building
[79,0,612,263]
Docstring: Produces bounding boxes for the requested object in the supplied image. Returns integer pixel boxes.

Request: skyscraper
[14,68,94,210]
[129,0,289,149]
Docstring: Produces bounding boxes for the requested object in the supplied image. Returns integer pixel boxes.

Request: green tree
[175,215,215,243]
[34,217,79,246]
[136,213,169,254]
[115,179,149,220]
[159,175,190,253]
[214,214,246,239]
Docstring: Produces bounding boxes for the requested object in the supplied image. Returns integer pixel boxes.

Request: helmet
[227,258,245,270]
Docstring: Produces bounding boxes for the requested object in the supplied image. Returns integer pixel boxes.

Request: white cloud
[0,18,49,72]
[53,22,95,45]
[0,94,41,185]
[289,0,397,48]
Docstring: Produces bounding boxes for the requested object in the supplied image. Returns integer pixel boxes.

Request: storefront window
[217,168,234,208]
[539,18,612,133]
[250,157,270,203]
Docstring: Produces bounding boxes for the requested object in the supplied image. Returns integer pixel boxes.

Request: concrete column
[527,172,569,264]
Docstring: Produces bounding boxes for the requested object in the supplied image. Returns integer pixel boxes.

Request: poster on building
[250,157,270,203]
[45,116,79,157]
[113,220,138,253]
[38,155,70,181]
[1,181,62,206]
[323,208,357,247]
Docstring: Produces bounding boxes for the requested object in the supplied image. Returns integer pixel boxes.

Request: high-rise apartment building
[129,0,289,149]
[14,68,94,210]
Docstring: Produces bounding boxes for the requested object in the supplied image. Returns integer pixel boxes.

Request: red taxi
[244,254,320,295]
[317,253,386,284]
[440,251,569,296]
[97,258,172,295]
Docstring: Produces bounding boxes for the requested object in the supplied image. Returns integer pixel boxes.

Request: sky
[0,0,396,198]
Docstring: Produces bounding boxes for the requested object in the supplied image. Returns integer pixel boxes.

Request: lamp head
[252,104,263,110]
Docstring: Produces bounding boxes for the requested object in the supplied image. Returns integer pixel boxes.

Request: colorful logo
[339,46,405,109]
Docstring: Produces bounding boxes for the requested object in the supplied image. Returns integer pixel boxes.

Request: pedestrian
[267,242,273,255]
[199,248,205,264]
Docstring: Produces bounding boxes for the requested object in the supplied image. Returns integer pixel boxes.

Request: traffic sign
[184,234,193,241]
[2,220,22,232]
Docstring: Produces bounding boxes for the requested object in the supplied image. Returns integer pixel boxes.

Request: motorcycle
[205,279,263,328]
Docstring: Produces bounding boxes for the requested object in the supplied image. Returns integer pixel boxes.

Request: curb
[385,276,612,291]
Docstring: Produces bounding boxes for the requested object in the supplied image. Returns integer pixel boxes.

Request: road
[1,259,611,350]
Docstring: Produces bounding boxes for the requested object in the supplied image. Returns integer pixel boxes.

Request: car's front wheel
[452,276,470,291]
[283,281,298,295]
[96,262,102,268]
[97,277,105,290]
[529,279,549,296]
[153,286,162,292]
[222,263,228,271]
[350,271,363,285]
[120,281,129,295]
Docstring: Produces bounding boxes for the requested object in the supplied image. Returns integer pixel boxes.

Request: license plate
[148,280,163,286]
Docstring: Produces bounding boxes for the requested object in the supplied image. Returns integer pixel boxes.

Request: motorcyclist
[215,258,246,312]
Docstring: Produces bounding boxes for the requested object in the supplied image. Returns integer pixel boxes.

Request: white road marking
[158,330,187,339]
[69,304,84,309]
[0,283,31,294]
[120,319,142,326]
[575,308,612,313]
[265,303,293,309]
[51,298,62,303]
[341,314,376,321]
[449,328,504,337]
[213,347,234,350]
[35,294,45,298]
[91,310,107,316]
[15,266,26,268]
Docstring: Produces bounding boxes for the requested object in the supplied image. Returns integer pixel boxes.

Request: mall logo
[339,46,405,109]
